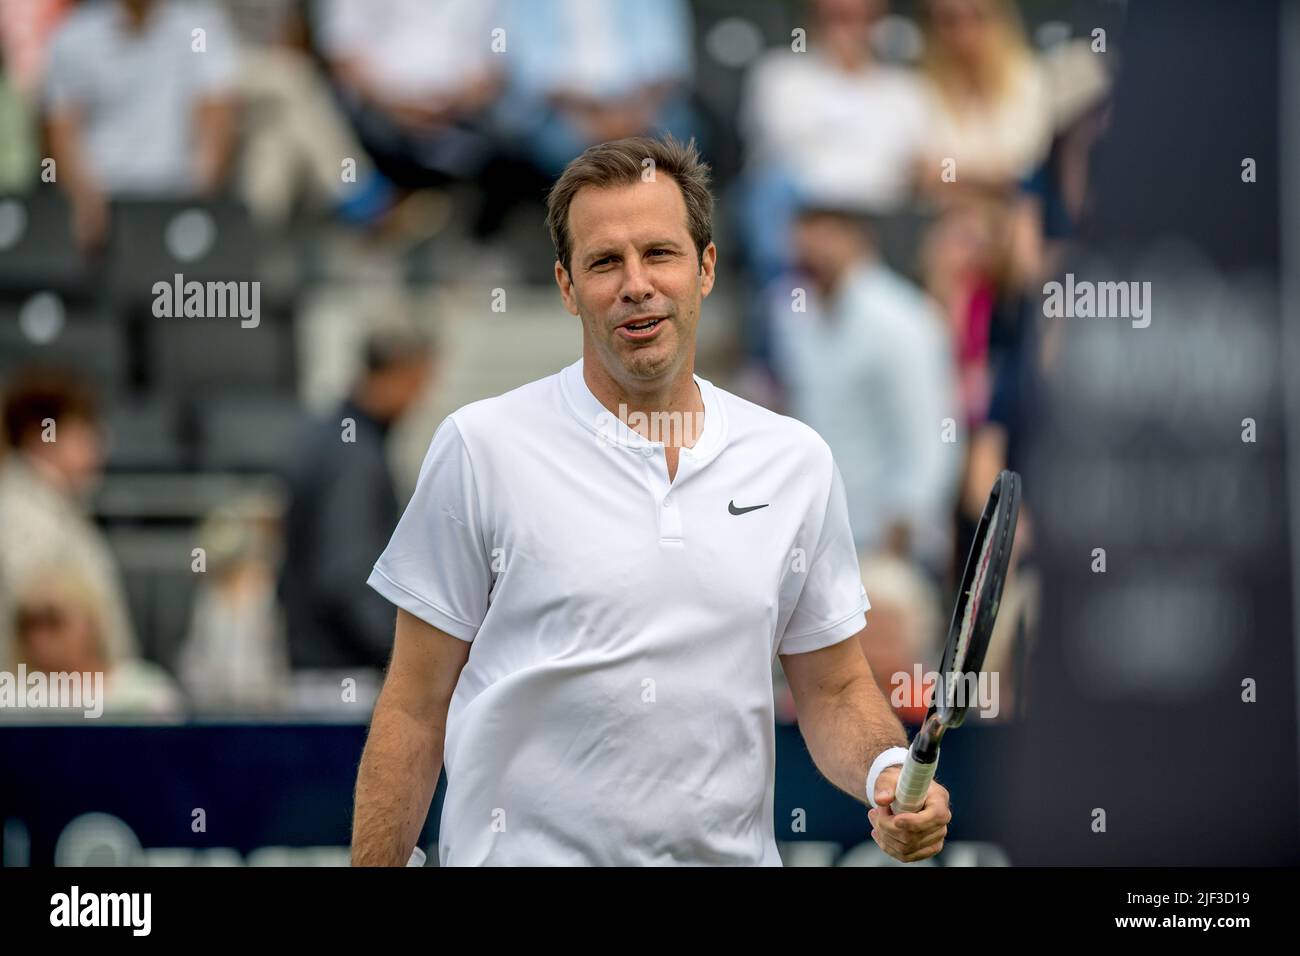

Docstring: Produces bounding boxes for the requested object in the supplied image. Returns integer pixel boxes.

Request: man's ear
[699,242,717,298]
[554,260,580,316]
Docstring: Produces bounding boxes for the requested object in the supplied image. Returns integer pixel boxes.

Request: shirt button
[663,497,672,507]
[641,447,653,458]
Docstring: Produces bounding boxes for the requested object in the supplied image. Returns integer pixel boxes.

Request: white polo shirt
[368,357,869,865]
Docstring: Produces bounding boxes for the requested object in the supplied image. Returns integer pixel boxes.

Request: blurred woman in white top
[917,0,1052,196]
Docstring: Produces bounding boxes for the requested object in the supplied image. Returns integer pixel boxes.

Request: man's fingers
[882,817,948,845]
[879,804,951,833]
[874,825,948,858]
[874,821,943,854]
[871,827,946,863]
[873,806,946,837]
[897,840,945,863]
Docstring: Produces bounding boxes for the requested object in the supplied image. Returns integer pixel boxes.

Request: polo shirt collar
[560,357,726,463]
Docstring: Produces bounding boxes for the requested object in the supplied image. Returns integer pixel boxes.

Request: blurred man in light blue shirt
[772,205,962,574]
[496,0,699,175]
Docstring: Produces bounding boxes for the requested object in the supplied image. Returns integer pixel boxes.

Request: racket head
[932,469,1021,728]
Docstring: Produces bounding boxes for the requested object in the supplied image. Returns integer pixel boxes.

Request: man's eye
[592,257,614,268]
[648,249,670,258]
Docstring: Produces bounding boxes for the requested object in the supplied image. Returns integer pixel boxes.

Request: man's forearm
[351,695,443,866]
[46,112,99,200]
[193,98,235,194]
[799,673,908,804]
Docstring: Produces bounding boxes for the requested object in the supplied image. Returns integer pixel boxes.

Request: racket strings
[946,500,1001,710]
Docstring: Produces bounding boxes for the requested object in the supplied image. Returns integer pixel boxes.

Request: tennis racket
[891,469,1022,814]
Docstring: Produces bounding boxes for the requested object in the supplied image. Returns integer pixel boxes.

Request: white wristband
[865,746,910,809]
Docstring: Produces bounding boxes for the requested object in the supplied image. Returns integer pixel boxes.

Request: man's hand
[868,767,951,863]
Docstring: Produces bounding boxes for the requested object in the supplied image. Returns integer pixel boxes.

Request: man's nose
[619,260,654,303]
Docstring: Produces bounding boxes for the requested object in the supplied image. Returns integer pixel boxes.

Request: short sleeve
[43,23,90,112]
[777,457,870,655]
[317,0,369,59]
[367,417,492,642]
[189,2,239,94]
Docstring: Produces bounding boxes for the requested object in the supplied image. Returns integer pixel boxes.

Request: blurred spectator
[772,206,960,572]
[42,0,238,252]
[459,0,700,249]
[1007,39,1113,295]
[9,568,181,717]
[0,0,71,99]
[279,326,433,672]
[916,0,1051,198]
[0,367,137,673]
[317,0,502,189]
[0,0,64,193]
[177,494,288,712]
[497,0,697,177]
[737,0,928,286]
[961,40,1111,562]
[223,0,431,233]
[963,40,1111,520]
[0,42,37,192]
[856,553,942,725]
[919,197,1006,430]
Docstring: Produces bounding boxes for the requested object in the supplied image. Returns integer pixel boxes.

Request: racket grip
[893,748,939,814]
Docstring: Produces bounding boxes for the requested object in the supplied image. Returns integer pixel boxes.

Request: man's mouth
[616,316,668,340]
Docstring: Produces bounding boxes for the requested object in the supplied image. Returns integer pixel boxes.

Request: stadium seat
[0,190,97,296]
[0,295,127,393]
[146,308,294,395]
[104,395,186,472]
[106,199,260,308]
[194,393,304,473]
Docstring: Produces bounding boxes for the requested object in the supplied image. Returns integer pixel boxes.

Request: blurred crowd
[0,0,1115,721]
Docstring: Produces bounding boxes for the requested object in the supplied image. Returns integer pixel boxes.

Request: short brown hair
[546,135,713,273]
[1,366,101,449]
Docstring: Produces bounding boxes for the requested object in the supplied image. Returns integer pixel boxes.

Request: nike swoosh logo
[728,500,769,515]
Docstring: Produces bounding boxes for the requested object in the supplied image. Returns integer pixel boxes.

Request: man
[735,0,930,378]
[318,0,502,188]
[279,327,433,672]
[497,0,698,177]
[772,204,961,574]
[43,0,237,252]
[353,136,950,866]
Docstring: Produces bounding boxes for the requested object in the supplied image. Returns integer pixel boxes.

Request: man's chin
[616,340,677,382]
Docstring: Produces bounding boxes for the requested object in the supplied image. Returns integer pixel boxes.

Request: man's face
[792,212,862,294]
[377,356,433,422]
[555,175,716,392]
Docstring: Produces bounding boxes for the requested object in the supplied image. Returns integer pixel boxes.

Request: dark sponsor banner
[0,720,1014,867]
